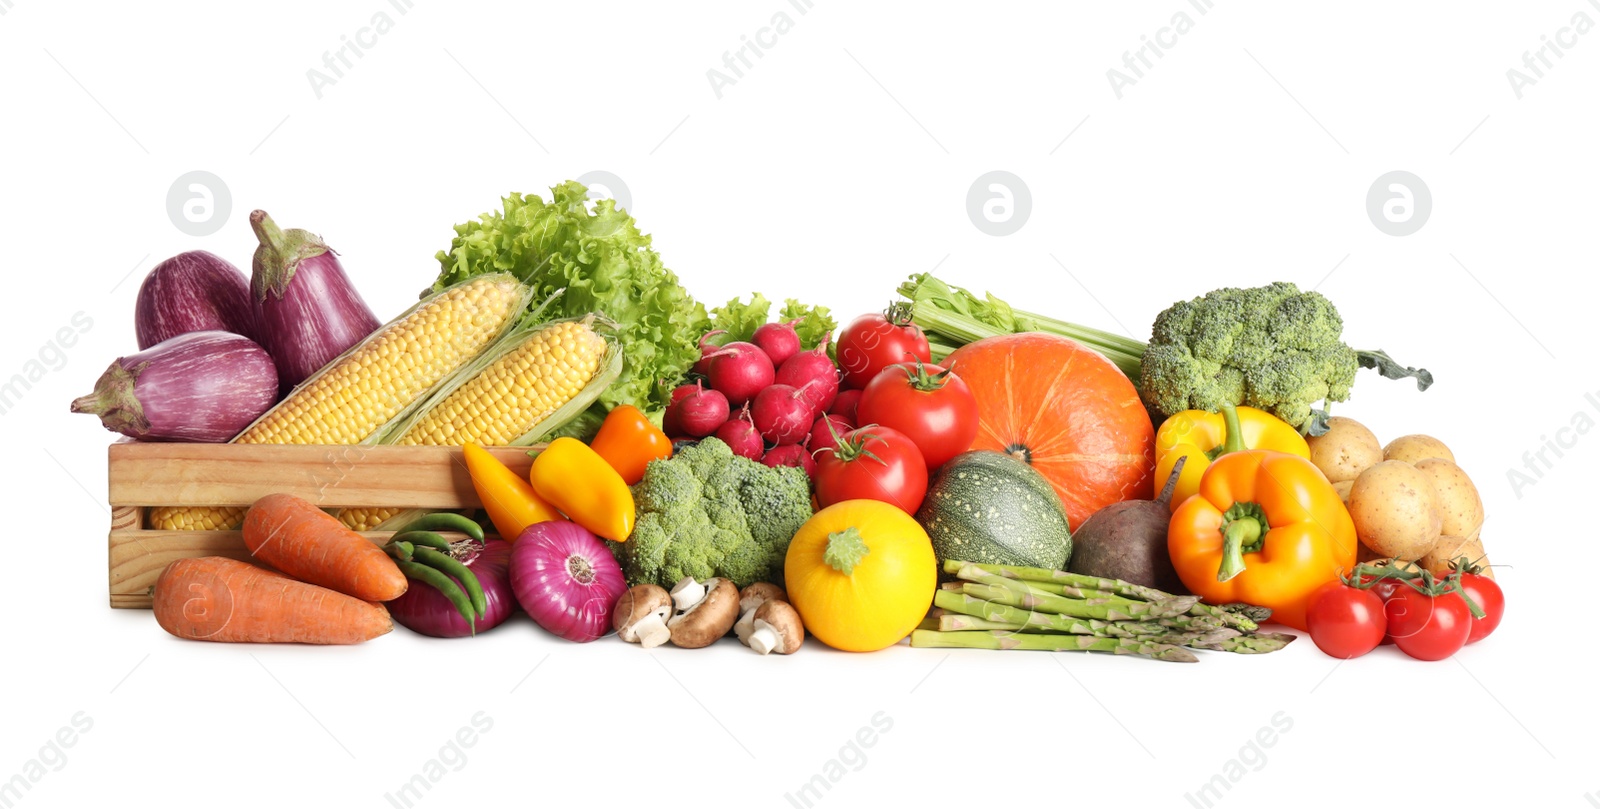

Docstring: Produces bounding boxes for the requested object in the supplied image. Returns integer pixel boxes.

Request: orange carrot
[153,557,392,644]
[242,493,408,602]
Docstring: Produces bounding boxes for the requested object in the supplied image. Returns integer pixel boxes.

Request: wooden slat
[108,443,536,509]
[109,529,488,609]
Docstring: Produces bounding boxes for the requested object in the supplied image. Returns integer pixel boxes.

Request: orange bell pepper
[1168,449,1357,630]
[529,437,636,542]
[589,405,673,486]
[1156,403,1310,513]
[462,443,566,542]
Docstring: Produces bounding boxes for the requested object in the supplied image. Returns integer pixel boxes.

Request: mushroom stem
[671,577,707,611]
[749,623,781,655]
[634,610,670,648]
[735,608,759,644]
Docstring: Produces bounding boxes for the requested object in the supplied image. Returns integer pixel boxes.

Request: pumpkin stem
[824,527,871,576]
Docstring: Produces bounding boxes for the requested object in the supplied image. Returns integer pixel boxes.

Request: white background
[2,1,1596,807]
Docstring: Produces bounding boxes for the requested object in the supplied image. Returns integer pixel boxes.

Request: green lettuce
[433,181,710,416]
[709,294,836,350]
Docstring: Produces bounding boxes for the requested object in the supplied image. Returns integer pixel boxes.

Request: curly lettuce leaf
[433,182,710,415]
[779,298,836,350]
[709,293,773,344]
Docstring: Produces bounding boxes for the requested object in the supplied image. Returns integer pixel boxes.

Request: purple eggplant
[134,251,258,349]
[248,210,380,392]
[70,331,278,442]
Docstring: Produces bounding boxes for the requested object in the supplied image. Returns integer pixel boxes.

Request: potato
[1306,417,1384,483]
[1361,556,1425,576]
[1347,460,1443,561]
[1420,535,1491,580]
[1414,458,1484,540]
[1332,479,1354,506]
[1384,434,1455,465]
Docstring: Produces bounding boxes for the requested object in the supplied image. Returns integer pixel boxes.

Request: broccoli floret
[613,438,812,589]
[1141,282,1431,434]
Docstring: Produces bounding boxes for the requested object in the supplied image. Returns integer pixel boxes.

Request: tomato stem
[898,357,954,392]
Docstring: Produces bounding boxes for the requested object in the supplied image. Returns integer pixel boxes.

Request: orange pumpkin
[944,332,1155,528]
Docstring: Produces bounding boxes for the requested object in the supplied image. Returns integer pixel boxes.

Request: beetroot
[774,337,839,416]
[706,342,775,407]
[752,320,802,368]
[809,414,853,454]
[762,443,816,479]
[668,382,729,438]
[751,384,813,445]
[715,409,765,460]
[828,389,863,423]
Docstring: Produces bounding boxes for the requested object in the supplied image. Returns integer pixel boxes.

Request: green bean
[396,559,476,633]
[384,540,415,562]
[414,546,487,618]
[393,530,452,553]
[398,512,485,543]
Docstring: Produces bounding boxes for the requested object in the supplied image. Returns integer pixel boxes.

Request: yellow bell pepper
[528,437,635,542]
[462,442,566,542]
[1155,403,1310,512]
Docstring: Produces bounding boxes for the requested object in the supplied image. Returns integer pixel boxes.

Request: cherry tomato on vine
[1305,582,1387,659]
[1384,585,1472,661]
[1457,571,1504,643]
[835,306,932,390]
[815,426,928,514]
[856,361,979,470]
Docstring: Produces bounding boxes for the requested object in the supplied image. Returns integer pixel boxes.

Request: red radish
[669,382,730,437]
[829,389,863,423]
[670,383,699,404]
[751,384,814,445]
[706,342,774,406]
[774,336,839,417]
[752,319,802,368]
[762,444,816,479]
[692,330,727,376]
[714,408,765,460]
[809,414,853,454]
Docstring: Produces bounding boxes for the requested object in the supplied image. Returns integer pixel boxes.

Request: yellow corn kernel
[397,320,607,447]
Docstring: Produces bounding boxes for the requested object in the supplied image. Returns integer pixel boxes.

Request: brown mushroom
[667,577,739,648]
[734,582,788,644]
[613,584,672,648]
[747,600,804,655]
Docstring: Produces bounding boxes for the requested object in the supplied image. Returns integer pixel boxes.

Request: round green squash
[915,450,1073,570]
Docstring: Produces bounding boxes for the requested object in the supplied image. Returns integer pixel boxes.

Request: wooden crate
[107,442,534,609]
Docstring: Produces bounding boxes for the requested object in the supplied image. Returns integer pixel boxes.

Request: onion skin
[249,210,381,392]
[510,521,627,642]
[70,331,277,442]
[389,540,516,638]
[135,251,259,349]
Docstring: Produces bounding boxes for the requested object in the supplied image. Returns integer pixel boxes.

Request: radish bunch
[668,322,846,480]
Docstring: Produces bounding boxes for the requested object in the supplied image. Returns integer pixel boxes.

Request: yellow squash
[784,500,938,652]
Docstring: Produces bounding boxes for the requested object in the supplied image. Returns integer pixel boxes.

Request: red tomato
[856,362,979,470]
[835,310,932,390]
[815,426,928,514]
[1457,572,1505,644]
[1357,573,1407,645]
[1305,582,1387,659]
[1384,586,1472,661]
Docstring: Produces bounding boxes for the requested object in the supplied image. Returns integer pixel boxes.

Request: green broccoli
[1139,282,1432,434]
[611,438,813,589]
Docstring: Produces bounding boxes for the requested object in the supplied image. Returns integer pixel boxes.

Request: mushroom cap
[669,577,740,648]
[752,600,805,654]
[738,582,787,613]
[613,584,672,641]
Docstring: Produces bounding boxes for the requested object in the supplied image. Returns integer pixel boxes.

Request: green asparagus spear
[946,560,1258,632]
[961,582,1198,621]
[910,629,1197,662]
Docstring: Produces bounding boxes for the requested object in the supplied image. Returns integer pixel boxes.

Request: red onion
[135,251,258,349]
[249,210,381,392]
[70,331,277,442]
[510,521,627,642]
[390,540,516,638]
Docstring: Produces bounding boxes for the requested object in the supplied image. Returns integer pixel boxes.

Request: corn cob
[148,275,528,532]
[335,319,611,530]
